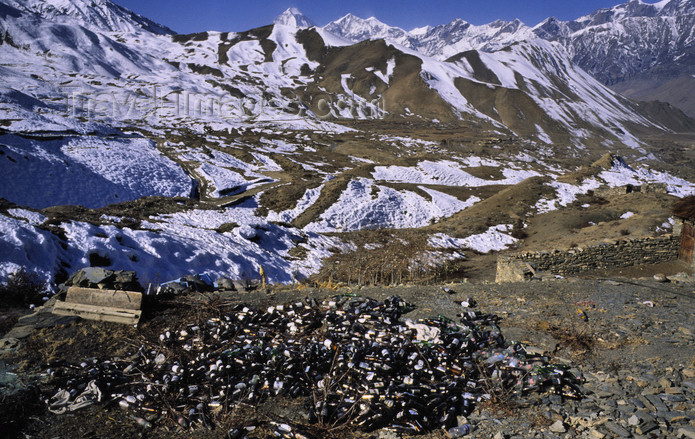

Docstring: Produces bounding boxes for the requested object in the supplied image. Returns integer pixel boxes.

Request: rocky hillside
[0,0,693,289]
[535,0,695,117]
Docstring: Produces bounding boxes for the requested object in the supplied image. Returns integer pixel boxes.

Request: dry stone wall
[496,235,680,282]
[592,183,668,198]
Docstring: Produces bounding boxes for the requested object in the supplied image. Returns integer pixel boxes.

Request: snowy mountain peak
[330,13,391,29]
[323,13,410,44]
[573,0,682,23]
[273,7,315,28]
[3,0,173,34]
[409,25,432,36]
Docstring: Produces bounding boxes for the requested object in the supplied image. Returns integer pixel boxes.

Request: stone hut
[673,196,695,267]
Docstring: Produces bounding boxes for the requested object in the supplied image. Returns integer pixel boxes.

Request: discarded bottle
[131,415,153,429]
[447,424,472,437]
[43,295,583,435]
[576,308,588,321]
[177,415,188,428]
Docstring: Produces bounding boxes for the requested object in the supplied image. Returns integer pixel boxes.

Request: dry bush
[0,269,46,308]
[433,259,467,282]
[511,228,529,240]
[510,219,529,240]
[673,195,695,219]
[556,328,595,354]
[311,231,465,285]
[546,323,595,358]
[476,361,525,416]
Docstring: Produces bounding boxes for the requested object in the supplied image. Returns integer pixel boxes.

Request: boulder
[217,278,235,291]
[65,268,143,292]
[182,275,214,292]
[232,279,248,292]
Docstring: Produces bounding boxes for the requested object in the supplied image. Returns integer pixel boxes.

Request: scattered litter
[456,298,476,308]
[576,308,588,322]
[642,301,655,307]
[48,379,102,414]
[447,423,473,437]
[405,319,441,343]
[574,300,596,308]
[43,295,582,433]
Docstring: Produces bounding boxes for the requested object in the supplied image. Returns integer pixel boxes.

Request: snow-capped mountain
[323,14,412,46]
[2,0,173,34]
[321,14,535,58]
[0,0,693,287]
[273,7,315,28]
[0,0,688,159]
[413,18,535,58]
[319,1,695,116]
[534,0,695,85]
[533,0,695,116]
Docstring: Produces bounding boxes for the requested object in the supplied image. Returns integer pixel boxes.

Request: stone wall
[496,235,680,282]
[593,183,667,198]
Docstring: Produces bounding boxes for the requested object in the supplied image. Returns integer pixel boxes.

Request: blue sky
[115,0,635,34]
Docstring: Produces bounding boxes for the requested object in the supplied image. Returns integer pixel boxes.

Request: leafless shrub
[310,231,465,286]
[0,269,46,307]
[673,195,695,220]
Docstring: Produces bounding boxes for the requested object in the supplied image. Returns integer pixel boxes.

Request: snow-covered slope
[0,134,193,209]
[3,0,173,34]
[0,198,343,286]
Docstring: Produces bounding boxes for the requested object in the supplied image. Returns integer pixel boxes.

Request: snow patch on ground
[535,124,552,144]
[656,217,675,234]
[0,214,64,284]
[599,161,695,197]
[305,178,480,232]
[372,160,539,187]
[0,134,192,208]
[267,184,325,223]
[7,208,47,226]
[429,224,518,254]
[536,179,601,214]
[0,199,345,285]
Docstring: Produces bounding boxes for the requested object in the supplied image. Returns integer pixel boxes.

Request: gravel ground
[1,275,694,439]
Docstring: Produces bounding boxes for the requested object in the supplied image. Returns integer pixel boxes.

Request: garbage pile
[44,295,582,436]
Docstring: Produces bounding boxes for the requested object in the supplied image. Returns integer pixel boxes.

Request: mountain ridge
[292,1,695,116]
[3,0,174,34]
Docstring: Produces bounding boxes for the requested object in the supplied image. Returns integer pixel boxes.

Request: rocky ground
[1,270,695,439]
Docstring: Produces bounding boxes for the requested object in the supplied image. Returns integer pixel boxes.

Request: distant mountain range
[536,0,695,118]
[278,1,695,117]
[0,0,693,149]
